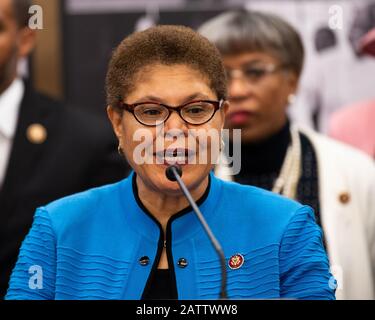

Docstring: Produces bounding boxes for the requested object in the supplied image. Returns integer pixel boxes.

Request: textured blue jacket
[6,172,335,300]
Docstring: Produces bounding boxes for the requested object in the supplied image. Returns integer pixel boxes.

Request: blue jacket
[6,172,335,300]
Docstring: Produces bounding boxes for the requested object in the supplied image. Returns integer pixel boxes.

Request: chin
[238,125,266,143]
[152,164,207,194]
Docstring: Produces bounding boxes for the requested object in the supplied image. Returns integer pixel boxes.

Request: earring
[287,93,296,105]
[118,144,124,157]
[220,131,225,152]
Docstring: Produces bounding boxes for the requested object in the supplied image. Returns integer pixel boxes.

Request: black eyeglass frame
[117,99,225,126]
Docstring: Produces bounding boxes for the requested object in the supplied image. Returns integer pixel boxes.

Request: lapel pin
[228,253,244,270]
[338,192,350,204]
[26,123,47,144]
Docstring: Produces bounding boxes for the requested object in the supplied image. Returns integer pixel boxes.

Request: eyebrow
[241,60,270,67]
[132,93,213,105]
[226,59,268,69]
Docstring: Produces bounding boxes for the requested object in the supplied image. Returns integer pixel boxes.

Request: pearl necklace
[272,126,301,199]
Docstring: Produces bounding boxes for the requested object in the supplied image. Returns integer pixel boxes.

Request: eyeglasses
[117,99,224,126]
[225,63,285,84]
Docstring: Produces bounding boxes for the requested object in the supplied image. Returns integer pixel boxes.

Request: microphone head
[165,165,182,181]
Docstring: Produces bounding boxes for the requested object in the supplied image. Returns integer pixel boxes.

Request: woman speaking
[6,25,335,300]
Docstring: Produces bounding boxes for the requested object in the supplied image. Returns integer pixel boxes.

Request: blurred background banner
[32,0,375,130]
[30,0,63,101]
[243,0,375,133]
[62,0,239,117]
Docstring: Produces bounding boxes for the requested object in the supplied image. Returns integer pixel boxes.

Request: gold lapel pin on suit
[26,123,47,144]
[338,192,350,204]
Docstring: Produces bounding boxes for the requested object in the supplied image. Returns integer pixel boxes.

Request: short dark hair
[12,0,32,27]
[198,10,305,78]
[105,25,227,109]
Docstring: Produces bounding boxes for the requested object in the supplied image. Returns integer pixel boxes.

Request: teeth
[154,149,196,164]
[165,150,186,157]
[164,156,188,163]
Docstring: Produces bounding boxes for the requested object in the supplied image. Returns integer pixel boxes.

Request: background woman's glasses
[225,63,286,84]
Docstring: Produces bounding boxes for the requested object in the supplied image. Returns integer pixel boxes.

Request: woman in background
[199,10,375,299]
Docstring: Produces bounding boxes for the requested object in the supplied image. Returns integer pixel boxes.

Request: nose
[165,128,186,142]
[164,109,188,132]
[228,77,254,102]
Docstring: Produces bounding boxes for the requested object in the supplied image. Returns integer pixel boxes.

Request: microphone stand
[166,165,228,299]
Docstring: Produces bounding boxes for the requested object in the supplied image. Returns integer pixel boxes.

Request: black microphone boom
[165,165,228,299]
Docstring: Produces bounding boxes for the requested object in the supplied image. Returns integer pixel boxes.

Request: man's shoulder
[23,86,63,116]
[29,89,113,140]
[27,85,106,123]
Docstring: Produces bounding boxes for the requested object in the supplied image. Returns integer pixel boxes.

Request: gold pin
[338,192,350,204]
[26,123,47,144]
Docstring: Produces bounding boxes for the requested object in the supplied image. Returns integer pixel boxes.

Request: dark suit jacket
[0,82,129,297]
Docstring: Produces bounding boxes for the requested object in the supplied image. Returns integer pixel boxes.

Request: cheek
[259,80,289,111]
[210,110,225,129]
[120,119,138,163]
[121,120,156,165]
[195,118,223,154]
[0,36,14,64]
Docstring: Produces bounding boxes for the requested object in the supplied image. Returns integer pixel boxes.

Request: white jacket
[215,127,375,300]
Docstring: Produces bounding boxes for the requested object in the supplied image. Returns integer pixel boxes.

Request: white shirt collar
[0,78,25,139]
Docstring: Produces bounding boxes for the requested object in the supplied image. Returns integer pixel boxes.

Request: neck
[135,173,209,232]
[232,120,291,175]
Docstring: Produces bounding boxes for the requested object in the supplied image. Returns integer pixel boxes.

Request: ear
[107,105,123,139]
[222,100,230,115]
[285,71,299,96]
[220,100,230,123]
[17,27,36,58]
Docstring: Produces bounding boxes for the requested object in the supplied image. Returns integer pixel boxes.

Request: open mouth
[154,148,195,165]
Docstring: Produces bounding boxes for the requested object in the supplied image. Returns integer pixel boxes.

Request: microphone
[165,165,228,299]
[165,165,182,182]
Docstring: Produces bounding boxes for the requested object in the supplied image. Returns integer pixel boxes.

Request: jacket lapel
[0,81,52,203]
